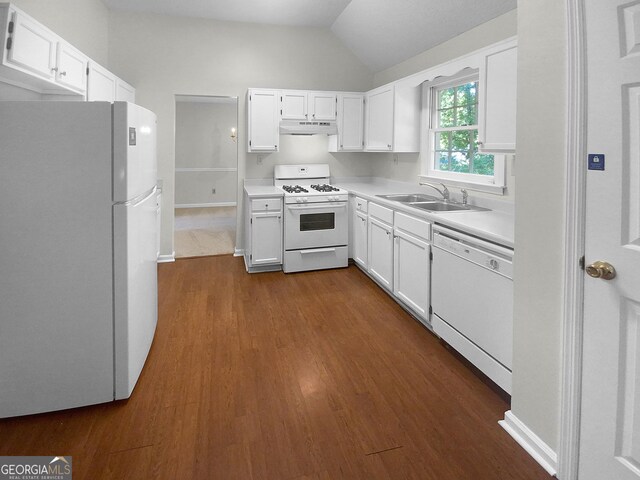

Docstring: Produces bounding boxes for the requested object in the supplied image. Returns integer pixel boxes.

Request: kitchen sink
[376,193,439,203]
[375,193,490,213]
[408,201,471,212]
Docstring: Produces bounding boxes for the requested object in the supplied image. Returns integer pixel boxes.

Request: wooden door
[579,0,640,479]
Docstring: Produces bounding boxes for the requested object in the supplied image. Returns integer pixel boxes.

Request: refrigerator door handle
[115,186,157,207]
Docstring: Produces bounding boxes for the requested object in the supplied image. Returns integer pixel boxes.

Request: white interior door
[580,0,640,479]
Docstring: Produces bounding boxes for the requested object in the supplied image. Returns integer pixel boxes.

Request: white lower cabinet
[393,222,430,323]
[244,194,283,271]
[368,215,394,291]
[352,196,368,268]
[350,199,431,324]
[251,211,282,265]
[354,211,368,268]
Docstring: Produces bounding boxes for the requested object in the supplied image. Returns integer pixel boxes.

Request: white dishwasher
[431,225,514,394]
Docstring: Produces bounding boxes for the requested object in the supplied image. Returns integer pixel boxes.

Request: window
[423,75,505,192]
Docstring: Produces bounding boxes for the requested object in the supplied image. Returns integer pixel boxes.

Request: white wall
[175,100,238,206]
[510,0,568,452]
[107,11,373,256]
[367,10,518,201]
[175,100,237,169]
[10,0,109,66]
[373,10,518,88]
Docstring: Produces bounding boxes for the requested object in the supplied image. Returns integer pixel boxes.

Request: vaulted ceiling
[102,0,517,72]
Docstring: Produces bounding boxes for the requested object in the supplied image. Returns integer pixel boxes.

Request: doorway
[174,95,238,258]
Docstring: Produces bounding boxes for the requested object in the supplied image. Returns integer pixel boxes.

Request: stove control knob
[303,197,308,203]
[296,198,303,203]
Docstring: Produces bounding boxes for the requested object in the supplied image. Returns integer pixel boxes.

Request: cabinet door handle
[51,67,58,72]
[387,144,392,149]
[60,71,67,77]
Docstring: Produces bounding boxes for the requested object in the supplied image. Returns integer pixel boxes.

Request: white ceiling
[102,0,517,72]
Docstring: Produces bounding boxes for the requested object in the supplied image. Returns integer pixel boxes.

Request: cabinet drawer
[394,212,430,241]
[355,196,368,213]
[251,198,282,212]
[368,202,393,224]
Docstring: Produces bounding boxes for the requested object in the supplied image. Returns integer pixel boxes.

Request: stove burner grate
[282,185,309,194]
[310,184,340,193]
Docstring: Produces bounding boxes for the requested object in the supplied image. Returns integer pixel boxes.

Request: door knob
[586,261,616,280]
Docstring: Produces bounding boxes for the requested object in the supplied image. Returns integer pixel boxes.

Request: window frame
[421,74,506,194]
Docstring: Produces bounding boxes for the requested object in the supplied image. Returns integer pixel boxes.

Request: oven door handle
[287,203,347,210]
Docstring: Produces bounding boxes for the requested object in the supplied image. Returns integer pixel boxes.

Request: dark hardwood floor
[0,256,550,479]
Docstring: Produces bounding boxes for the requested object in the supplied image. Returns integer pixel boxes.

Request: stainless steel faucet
[419,181,450,201]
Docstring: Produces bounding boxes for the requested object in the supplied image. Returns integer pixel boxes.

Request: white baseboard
[234,248,244,257]
[499,410,557,477]
[174,202,237,208]
[157,252,176,263]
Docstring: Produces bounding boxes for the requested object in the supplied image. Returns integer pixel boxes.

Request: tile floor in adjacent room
[174,206,236,258]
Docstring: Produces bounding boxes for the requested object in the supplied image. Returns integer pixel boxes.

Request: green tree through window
[432,81,494,176]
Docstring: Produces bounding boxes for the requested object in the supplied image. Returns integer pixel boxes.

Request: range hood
[279,119,338,135]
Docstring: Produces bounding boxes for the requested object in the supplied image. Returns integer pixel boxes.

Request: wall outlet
[257,155,264,165]
[393,154,399,165]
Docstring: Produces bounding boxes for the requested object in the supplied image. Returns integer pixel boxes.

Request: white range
[274,164,349,273]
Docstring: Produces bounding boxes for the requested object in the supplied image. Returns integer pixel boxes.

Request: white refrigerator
[0,101,158,417]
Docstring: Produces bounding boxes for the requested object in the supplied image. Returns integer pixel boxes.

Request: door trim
[559,0,587,479]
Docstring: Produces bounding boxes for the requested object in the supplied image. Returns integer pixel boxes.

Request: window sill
[418,174,506,195]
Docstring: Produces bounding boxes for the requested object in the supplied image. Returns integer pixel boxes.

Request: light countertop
[244,180,283,198]
[334,179,514,249]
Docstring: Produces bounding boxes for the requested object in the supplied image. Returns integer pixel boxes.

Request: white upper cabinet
[308,91,337,121]
[0,4,136,100]
[478,44,518,153]
[4,10,56,80]
[116,78,135,103]
[55,41,88,93]
[365,86,394,151]
[1,7,87,95]
[281,90,337,121]
[330,93,364,152]
[87,61,116,102]
[87,62,136,103]
[281,90,307,120]
[365,84,420,152]
[248,88,279,152]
